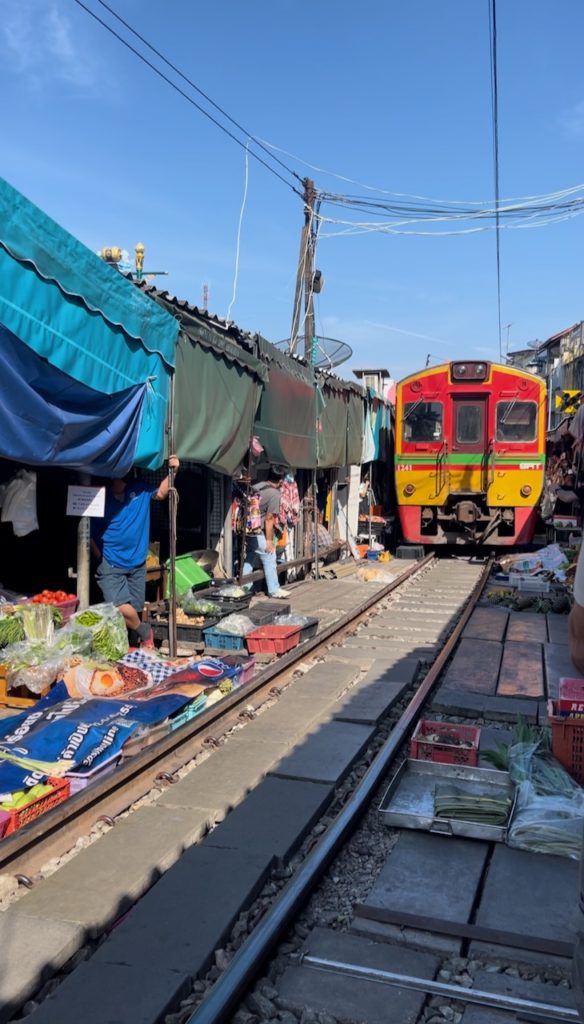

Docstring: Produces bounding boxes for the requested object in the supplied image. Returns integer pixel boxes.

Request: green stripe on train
[395,454,545,465]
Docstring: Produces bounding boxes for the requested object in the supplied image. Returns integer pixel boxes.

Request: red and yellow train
[395,361,547,545]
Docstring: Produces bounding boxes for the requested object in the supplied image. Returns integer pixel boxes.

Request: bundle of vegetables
[434,783,512,826]
[0,604,63,649]
[483,718,584,858]
[72,604,128,661]
[487,590,570,614]
[508,784,584,859]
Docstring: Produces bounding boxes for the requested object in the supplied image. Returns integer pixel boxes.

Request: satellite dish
[276,335,353,370]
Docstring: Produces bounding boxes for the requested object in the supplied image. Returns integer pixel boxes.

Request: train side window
[403,401,443,442]
[496,401,537,442]
[456,404,482,444]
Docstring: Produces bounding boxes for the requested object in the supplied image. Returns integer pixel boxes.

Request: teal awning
[0,176,180,469]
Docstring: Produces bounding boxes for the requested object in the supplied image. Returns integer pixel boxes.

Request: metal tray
[379,758,513,843]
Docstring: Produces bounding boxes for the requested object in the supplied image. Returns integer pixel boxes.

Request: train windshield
[456,404,482,444]
[403,401,443,442]
[496,401,537,442]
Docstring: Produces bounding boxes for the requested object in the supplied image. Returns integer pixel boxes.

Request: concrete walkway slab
[472,968,577,1011]
[471,844,578,965]
[204,776,333,860]
[497,640,544,698]
[0,913,84,1023]
[506,612,548,644]
[544,642,582,699]
[442,639,502,694]
[334,678,411,724]
[460,1009,512,1023]
[158,734,285,819]
[18,804,210,937]
[463,607,509,642]
[354,831,489,955]
[547,613,569,645]
[279,927,438,1024]
[431,687,538,724]
[270,720,375,785]
[26,960,190,1024]
[92,844,271,979]
[287,659,363,700]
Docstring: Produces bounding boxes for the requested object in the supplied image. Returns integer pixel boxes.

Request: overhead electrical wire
[71,0,303,197]
[71,0,584,254]
[489,0,503,360]
[91,0,303,187]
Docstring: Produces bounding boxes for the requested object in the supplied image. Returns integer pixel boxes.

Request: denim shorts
[95,558,146,613]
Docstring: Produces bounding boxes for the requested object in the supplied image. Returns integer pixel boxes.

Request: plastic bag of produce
[181,594,221,617]
[3,640,68,694]
[214,585,248,599]
[506,739,584,858]
[273,614,311,627]
[53,621,93,656]
[215,614,255,636]
[72,604,129,661]
[508,780,584,859]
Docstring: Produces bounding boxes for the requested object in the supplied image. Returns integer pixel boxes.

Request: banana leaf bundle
[434,783,512,826]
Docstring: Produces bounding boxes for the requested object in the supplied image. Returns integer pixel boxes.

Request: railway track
[172,559,578,1024]
[0,555,431,880]
[3,553,510,1024]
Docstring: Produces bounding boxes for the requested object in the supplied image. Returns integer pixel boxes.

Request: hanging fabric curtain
[0,175,179,470]
[173,330,265,476]
[316,373,366,467]
[254,340,318,468]
[317,384,350,467]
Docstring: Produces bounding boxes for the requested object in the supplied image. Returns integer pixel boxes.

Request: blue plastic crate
[203,628,247,651]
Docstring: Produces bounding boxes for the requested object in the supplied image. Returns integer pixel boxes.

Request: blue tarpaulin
[0,326,145,476]
[0,176,180,471]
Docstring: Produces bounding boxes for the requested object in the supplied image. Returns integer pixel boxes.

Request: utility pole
[290,178,317,360]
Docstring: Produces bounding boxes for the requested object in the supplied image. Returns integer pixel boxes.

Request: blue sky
[3,0,584,381]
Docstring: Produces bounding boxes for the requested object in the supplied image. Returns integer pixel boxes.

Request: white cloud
[0,0,95,88]
[560,100,584,140]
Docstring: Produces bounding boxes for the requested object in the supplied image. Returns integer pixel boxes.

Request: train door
[451,397,488,493]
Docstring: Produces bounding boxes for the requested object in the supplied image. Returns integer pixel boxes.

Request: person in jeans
[243,469,289,598]
[570,552,584,1017]
[91,456,180,645]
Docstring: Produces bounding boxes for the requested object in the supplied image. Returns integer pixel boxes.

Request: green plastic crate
[164,553,211,598]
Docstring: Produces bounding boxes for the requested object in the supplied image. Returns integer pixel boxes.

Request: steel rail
[188,557,493,1024]
[0,554,433,875]
[298,957,578,1022]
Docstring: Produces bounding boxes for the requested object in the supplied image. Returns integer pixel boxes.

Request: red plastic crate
[410,720,481,766]
[548,700,584,783]
[3,777,70,837]
[245,625,300,655]
[558,678,584,716]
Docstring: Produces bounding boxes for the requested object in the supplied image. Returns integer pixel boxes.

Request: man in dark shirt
[242,468,289,598]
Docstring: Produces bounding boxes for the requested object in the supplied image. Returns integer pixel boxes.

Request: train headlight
[520,485,532,497]
[403,484,415,496]
[451,362,488,381]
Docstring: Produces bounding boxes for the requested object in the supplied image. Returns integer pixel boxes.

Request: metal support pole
[312,469,319,580]
[76,473,91,610]
[167,376,178,658]
[367,474,372,550]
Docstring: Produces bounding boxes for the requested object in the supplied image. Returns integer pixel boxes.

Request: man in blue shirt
[91,456,180,645]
